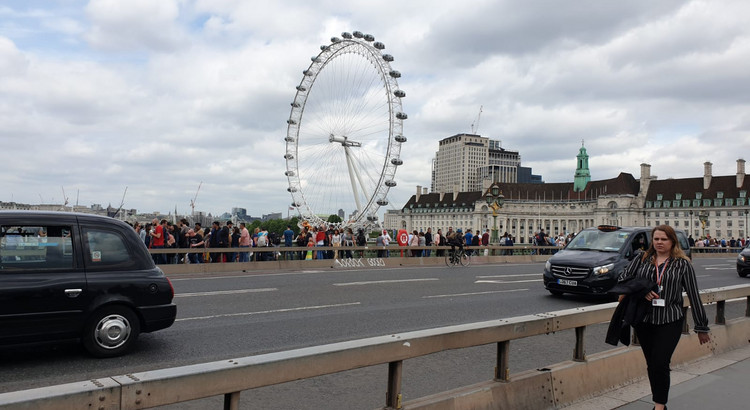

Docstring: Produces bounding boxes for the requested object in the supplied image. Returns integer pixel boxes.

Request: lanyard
[654,257,669,286]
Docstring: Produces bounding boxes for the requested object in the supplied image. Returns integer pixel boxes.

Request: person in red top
[150,218,166,264]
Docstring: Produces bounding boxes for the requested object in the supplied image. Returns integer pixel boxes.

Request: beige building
[385,157,750,243]
[431,134,521,193]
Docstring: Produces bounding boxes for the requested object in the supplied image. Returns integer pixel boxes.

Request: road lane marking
[424,288,528,299]
[333,278,439,286]
[175,288,277,298]
[176,302,361,322]
[476,274,540,279]
[475,279,543,284]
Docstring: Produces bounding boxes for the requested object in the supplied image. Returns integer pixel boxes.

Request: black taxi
[0,211,176,357]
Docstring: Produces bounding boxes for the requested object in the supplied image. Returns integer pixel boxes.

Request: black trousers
[634,318,684,405]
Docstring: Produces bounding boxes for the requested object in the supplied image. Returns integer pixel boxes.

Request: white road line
[475,279,543,284]
[424,288,528,299]
[176,302,361,322]
[476,274,540,279]
[175,288,277,298]
[333,278,439,286]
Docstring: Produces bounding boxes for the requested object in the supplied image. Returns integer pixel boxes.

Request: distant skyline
[2,1,750,217]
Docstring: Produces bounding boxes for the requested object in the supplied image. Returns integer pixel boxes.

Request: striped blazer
[620,254,709,332]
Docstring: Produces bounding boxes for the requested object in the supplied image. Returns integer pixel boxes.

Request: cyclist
[447,228,465,261]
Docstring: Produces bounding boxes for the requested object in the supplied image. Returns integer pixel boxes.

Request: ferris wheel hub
[329,134,362,147]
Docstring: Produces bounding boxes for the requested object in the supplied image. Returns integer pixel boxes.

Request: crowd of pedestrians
[129,219,749,265]
[132,218,288,264]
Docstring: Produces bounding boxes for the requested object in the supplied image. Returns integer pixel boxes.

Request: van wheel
[548,290,564,296]
[739,270,748,278]
[82,306,140,358]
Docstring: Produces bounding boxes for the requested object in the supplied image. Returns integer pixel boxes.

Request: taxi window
[0,225,74,271]
[83,228,135,269]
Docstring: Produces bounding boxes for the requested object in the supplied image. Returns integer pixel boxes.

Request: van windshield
[566,229,630,252]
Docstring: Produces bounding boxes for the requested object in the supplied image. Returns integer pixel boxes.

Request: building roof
[402,172,640,209]
[646,175,749,201]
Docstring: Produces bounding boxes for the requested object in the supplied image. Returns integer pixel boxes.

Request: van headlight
[593,263,615,275]
[545,260,551,271]
[739,255,746,263]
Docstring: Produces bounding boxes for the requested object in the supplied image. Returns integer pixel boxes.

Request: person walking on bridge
[618,224,710,410]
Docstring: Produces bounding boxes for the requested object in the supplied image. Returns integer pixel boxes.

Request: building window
[703,199,711,207]
[693,199,701,207]
[726,198,734,206]
[656,194,663,200]
[696,192,702,200]
[672,200,680,207]
[682,200,691,208]
[714,198,723,206]
[717,191,724,199]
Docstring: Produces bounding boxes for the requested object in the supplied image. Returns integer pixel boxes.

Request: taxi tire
[82,306,140,358]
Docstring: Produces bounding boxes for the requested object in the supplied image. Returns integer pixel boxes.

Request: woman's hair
[641,224,688,261]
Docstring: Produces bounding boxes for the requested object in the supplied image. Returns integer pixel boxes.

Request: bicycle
[445,244,471,267]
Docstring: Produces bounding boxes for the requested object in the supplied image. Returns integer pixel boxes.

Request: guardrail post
[573,326,586,362]
[495,340,510,381]
[716,300,726,325]
[224,391,240,410]
[386,360,402,409]
[746,296,750,317]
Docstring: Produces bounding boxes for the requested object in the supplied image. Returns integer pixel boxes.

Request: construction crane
[470,105,483,135]
[59,186,69,211]
[190,182,202,218]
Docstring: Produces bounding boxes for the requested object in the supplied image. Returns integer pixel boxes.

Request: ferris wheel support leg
[344,146,364,213]
[348,148,372,210]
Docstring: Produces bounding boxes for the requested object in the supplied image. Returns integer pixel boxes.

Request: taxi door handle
[64,289,83,298]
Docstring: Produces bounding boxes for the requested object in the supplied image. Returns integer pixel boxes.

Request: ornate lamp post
[689,210,693,237]
[485,182,505,245]
[698,210,708,238]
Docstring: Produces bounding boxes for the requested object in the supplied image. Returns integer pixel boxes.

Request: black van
[0,211,176,357]
[543,225,691,297]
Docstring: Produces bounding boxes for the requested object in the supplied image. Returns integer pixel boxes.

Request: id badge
[652,299,666,307]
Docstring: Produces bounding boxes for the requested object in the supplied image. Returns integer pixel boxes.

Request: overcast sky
[2,0,749,218]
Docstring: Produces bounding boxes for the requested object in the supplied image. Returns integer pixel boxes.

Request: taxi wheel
[82,306,140,358]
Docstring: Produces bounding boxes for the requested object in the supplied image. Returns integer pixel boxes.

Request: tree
[327,214,342,223]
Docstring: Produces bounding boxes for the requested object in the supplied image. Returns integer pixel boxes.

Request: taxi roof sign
[596,225,622,232]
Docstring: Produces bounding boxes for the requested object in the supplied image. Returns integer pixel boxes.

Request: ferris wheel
[284,31,407,231]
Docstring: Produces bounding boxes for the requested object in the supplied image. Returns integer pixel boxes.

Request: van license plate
[557,279,577,286]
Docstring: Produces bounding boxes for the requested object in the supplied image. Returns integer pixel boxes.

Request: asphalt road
[0,257,746,409]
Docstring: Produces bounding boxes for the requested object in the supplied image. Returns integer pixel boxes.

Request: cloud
[84,0,187,52]
[0,0,749,219]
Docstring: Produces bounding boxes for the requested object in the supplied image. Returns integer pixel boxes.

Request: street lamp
[698,210,708,238]
[485,182,505,245]
[689,210,693,238]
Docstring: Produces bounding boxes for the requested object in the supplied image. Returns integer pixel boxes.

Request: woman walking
[618,225,710,410]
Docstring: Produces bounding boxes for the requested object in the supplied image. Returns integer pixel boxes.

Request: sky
[2,0,750,218]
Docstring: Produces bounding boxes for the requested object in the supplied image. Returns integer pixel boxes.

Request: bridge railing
[1,284,749,410]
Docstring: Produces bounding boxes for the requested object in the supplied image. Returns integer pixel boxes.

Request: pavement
[564,344,750,409]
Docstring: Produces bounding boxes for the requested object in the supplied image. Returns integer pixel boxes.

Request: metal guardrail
[1,284,749,409]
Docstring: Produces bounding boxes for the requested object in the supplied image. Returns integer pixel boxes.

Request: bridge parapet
[1,285,748,409]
